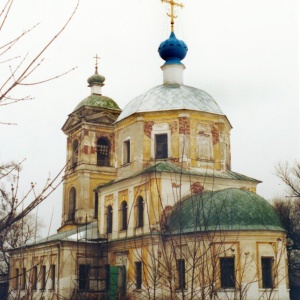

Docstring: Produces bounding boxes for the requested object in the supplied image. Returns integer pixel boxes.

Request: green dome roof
[74,94,120,111]
[87,73,105,86]
[166,188,284,234]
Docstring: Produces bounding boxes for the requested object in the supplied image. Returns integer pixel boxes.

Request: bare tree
[0,0,79,125]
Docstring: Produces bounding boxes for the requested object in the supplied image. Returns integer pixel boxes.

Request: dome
[74,94,120,111]
[158,32,188,64]
[87,72,105,86]
[116,84,224,122]
[166,188,284,234]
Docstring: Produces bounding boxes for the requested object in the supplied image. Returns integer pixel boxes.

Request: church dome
[87,72,105,86]
[74,94,120,111]
[165,188,284,234]
[116,84,223,122]
[158,32,188,64]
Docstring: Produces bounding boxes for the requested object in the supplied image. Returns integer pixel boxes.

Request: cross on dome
[93,54,100,74]
[161,0,184,32]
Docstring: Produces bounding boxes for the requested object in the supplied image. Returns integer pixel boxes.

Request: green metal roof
[138,161,260,182]
[166,188,284,234]
[74,94,121,111]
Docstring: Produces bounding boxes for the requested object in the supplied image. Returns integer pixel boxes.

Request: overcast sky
[0,0,299,236]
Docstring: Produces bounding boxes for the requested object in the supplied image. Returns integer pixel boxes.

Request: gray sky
[0,0,299,235]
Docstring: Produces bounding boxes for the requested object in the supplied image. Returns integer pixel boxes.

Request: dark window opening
[97,137,110,166]
[121,201,127,230]
[68,187,76,221]
[135,262,142,289]
[137,196,144,228]
[21,268,26,290]
[107,205,113,234]
[41,265,46,290]
[15,269,19,289]
[72,139,79,167]
[220,257,235,288]
[32,266,37,290]
[123,140,130,164]
[79,264,90,290]
[94,191,99,219]
[155,134,168,159]
[262,257,273,288]
[50,265,55,290]
[177,259,186,289]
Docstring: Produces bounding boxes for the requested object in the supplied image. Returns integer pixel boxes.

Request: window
[72,139,79,167]
[261,257,273,288]
[198,133,213,160]
[97,137,110,166]
[68,187,76,221]
[123,140,130,164]
[32,266,37,290]
[177,259,186,289]
[50,265,55,290]
[136,196,144,228]
[79,264,90,290]
[41,265,46,290]
[94,191,99,219]
[21,268,26,289]
[15,268,19,289]
[220,257,235,288]
[155,134,168,159]
[135,262,142,289]
[107,205,113,234]
[121,201,127,231]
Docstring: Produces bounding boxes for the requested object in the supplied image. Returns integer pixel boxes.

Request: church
[8,1,289,300]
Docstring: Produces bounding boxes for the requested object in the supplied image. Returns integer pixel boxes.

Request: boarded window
[198,133,213,160]
[97,138,110,166]
[262,257,273,288]
[155,134,168,159]
[220,257,235,288]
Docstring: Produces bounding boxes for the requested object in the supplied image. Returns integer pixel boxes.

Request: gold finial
[93,54,100,74]
[161,0,184,32]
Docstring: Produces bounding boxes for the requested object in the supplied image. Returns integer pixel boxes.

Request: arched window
[136,196,144,228]
[121,201,127,231]
[68,187,76,221]
[94,191,99,219]
[72,139,79,167]
[106,205,113,234]
[97,137,110,166]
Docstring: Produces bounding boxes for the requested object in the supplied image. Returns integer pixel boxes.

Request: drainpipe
[57,242,61,298]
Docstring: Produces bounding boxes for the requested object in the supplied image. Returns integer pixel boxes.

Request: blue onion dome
[165,188,284,234]
[158,32,188,64]
[87,69,105,86]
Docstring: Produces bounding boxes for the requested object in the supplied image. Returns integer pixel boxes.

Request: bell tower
[58,59,121,232]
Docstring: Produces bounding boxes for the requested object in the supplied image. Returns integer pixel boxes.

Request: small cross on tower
[93,54,100,73]
[161,0,184,32]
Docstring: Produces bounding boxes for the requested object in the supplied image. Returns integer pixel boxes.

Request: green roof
[74,94,120,111]
[166,188,284,234]
[139,161,260,182]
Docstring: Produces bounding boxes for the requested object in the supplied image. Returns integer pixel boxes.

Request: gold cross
[93,54,100,72]
[161,0,184,32]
